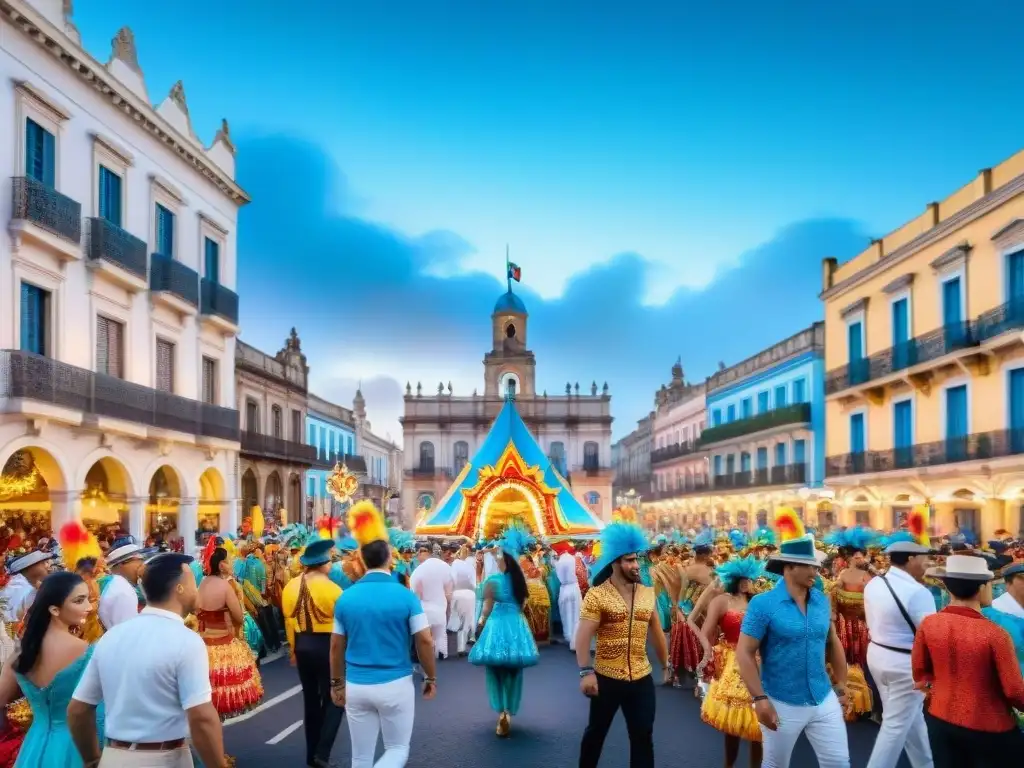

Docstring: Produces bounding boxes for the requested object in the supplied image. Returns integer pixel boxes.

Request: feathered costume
[469,523,539,725]
[59,522,104,644]
[700,556,765,742]
[513,530,550,644]
[670,530,714,680]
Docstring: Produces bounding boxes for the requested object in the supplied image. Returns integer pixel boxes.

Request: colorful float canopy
[415,399,604,540]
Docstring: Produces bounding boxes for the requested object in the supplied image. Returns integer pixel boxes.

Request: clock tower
[484,289,536,398]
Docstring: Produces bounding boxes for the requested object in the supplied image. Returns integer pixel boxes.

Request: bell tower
[484,289,536,397]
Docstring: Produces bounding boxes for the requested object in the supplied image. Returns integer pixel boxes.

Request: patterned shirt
[741,580,833,706]
[912,605,1024,732]
[281,573,342,650]
[580,581,655,682]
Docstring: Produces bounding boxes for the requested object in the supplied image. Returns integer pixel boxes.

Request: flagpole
[505,244,511,293]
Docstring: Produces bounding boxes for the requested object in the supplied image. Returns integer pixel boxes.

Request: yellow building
[822,151,1024,541]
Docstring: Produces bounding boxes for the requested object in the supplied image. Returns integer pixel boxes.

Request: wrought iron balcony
[87,217,148,279]
[241,430,317,464]
[0,349,239,441]
[150,254,199,307]
[700,403,811,446]
[825,429,1024,478]
[200,279,239,326]
[712,463,806,490]
[572,462,611,477]
[650,441,702,465]
[974,299,1024,343]
[312,453,368,473]
[11,176,82,244]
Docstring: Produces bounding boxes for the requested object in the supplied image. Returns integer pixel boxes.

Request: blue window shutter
[757,391,769,412]
[850,413,865,454]
[740,452,751,472]
[41,129,55,187]
[726,404,736,422]
[19,283,47,355]
[891,298,909,345]
[713,455,722,476]
[894,401,913,448]
[726,455,735,474]
[792,379,805,403]
[942,278,962,325]
[847,321,863,360]
[775,443,787,466]
[741,398,752,419]
[205,238,220,283]
[156,204,174,257]
[99,167,122,227]
[1010,369,1024,453]
[945,385,968,438]
[712,409,721,427]
[25,119,55,186]
[757,447,768,469]
[774,385,786,408]
[793,439,806,464]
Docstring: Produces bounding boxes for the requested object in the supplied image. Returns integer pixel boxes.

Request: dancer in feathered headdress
[58,522,105,643]
[670,525,718,688]
[497,523,550,646]
[700,555,765,751]
[468,522,540,737]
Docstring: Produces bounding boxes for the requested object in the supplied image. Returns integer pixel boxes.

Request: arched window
[419,441,435,472]
[245,399,259,433]
[454,441,469,473]
[583,441,599,471]
[506,378,517,397]
[548,441,566,475]
[271,405,283,438]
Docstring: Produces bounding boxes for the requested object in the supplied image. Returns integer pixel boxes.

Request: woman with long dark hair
[469,525,539,737]
[0,571,102,767]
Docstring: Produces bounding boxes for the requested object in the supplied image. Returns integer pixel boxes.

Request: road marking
[266,719,303,744]
[223,685,302,727]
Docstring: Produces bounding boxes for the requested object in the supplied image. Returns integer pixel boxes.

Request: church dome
[494,289,527,314]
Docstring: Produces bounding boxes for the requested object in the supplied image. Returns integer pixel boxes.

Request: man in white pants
[863,538,936,768]
[554,545,581,650]
[448,546,478,655]
[409,545,453,659]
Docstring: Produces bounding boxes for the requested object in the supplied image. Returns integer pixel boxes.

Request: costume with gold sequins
[580,581,655,681]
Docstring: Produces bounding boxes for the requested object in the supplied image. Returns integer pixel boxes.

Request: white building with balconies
[0,1,248,552]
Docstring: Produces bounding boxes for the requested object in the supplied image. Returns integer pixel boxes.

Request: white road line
[223,685,302,727]
[266,719,303,744]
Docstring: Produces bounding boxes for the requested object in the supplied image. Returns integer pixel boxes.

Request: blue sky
[75,1,1024,441]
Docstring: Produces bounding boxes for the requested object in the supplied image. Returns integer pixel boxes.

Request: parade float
[415,398,604,541]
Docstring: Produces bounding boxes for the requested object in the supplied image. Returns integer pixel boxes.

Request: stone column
[223,498,239,538]
[49,490,80,530]
[128,497,146,541]
[178,498,199,555]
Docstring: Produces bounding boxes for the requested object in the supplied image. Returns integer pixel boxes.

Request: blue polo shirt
[740,580,833,706]
[333,571,429,685]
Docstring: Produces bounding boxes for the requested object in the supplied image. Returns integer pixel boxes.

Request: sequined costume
[651,560,681,631]
[831,581,873,719]
[196,594,264,719]
[700,610,761,741]
[519,555,550,644]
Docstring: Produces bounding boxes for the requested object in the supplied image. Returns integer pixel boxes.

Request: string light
[0,467,39,501]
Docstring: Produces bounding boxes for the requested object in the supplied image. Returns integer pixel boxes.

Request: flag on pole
[507,262,522,282]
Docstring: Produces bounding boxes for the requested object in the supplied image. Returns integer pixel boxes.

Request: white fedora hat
[6,550,54,574]
[931,554,994,581]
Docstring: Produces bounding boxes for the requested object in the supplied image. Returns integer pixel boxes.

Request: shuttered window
[156,338,175,393]
[155,204,175,257]
[19,282,49,356]
[25,119,55,187]
[291,409,302,441]
[96,315,124,378]
[272,406,283,438]
[98,166,123,227]
[204,238,220,283]
[201,356,217,404]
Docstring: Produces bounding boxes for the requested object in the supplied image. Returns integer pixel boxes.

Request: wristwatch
[579,667,595,678]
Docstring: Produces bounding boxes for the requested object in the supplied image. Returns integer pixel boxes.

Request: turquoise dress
[469,574,539,715]
[14,646,103,768]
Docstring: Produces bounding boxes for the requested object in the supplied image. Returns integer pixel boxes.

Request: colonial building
[822,146,1024,540]
[235,330,313,535]
[305,393,361,522]
[400,287,614,528]
[351,387,403,520]
[0,3,246,552]
[612,412,654,503]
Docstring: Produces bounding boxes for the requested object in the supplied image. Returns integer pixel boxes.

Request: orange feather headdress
[907,504,931,547]
[774,507,806,542]
[347,500,388,548]
[59,521,101,571]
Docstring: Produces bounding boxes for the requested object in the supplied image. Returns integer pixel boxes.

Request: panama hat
[106,536,144,567]
[765,534,827,575]
[930,554,994,581]
[5,549,54,574]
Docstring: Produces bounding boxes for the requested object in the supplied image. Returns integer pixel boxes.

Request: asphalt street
[224,640,910,767]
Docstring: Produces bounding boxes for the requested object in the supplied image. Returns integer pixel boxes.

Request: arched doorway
[197,467,226,545]
[0,447,60,542]
[479,484,542,539]
[147,466,182,545]
[265,471,283,515]
[241,468,258,523]
[81,457,131,539]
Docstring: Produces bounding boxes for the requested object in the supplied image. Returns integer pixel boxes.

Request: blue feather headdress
[880,531,914,549]
[388,528,415,552]
[590,522,648,586]
[728,529,749,550]
[752,527,776,547]
[825,526,879,553]
[693,529,714,550]
[715,555,764,590]
[498,523,535,558]
[335,535,358,552]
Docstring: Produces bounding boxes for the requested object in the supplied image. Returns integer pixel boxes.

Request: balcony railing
[200,279,239,325]
[650,441,702,465]
[824,307,1024,395]
[404,465,454,479]
[713,463,806,490]
[240,430,317,464]
[312,453,368,473]
[0,349,239,441]
[12,176,82,244]
[150,253,199,307]
[825,429,1024,478]
[572,463,610,477]
[647,474,710,500]
[700,403,811,446]
[87,217,147,279]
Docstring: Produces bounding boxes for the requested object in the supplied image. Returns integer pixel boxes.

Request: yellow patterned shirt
[281,573,342,651]
[580,581,655,681]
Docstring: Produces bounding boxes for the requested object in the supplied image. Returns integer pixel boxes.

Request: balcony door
[944,384,968,461]
[894,400,913,468]
[942,276,966,349]
[1007,249,1024,323]
[847,320,865,384]
[1011,368,1024,453]
[891,297,913,370]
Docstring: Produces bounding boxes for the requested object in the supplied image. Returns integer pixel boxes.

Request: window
[741,398,752,419]
[155,338,175,393]
[774,385,787,408]
[549,441,566,475]
[291,410,302,442]
[245,399,260,432]
[757,391,769,413]
[847,319,866,384]
[155,203,175,257]
[19,282,49,356]
[201,356,217,404]
[774,442,787,466]
[25,119,55,187]
[792,379,806,404]
[308,422,317,446]
[98,166,122,227]
[891,296,912,370]
[272,406,283,438]
[95,316,124,378]
[419,441,435,470]
[713,455,722,476]
[756,446,768,469]
[1007,249,1024,303]
[712,409,722,427]
[204,237,220,283]
[850,413,866,454]
[583,442,599,469]
[1010,368,1024,453]
[454,441,469,473]
[942,276,967,348]
[725,454,735,475]
[320,429,327,460]
[794,439,806,465]
[726,404,736,422]
[740,452,751,473]
[945,384,968,460]
[506,378,517,398]
[894,399,913,455]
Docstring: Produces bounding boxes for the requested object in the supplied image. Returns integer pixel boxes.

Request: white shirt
[99,574,139,630]
[450,558,476,591]
[864,567,936,651]
[0,574,35,622]
[73,607,212,742]
[993,591,1024,619]
[483,552,499,578]
[555,553,578,587]
[410,557,453,611]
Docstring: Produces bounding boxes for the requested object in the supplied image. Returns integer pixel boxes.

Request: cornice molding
[930,241,971,274]
[12,78,71,122]
[149,173,186,205]
[0,1,250,206]
[881,273,915,295]
[91,131,134,166]
[991,218,1024,250]
[840,297,869,319]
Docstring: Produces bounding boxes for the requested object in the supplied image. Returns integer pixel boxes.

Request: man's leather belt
[107,738,186,751]
[871,640,912,654]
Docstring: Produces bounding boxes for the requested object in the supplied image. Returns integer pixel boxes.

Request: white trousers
[346,675,416,768]
[422,601,448,658]
[866,644,933,768]
[761,691,850,768]
[558,583,581,650]
[99,746,193,767]
[447,589,476,653]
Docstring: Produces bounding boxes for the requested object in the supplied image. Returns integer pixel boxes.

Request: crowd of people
[0,500,1020,767]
